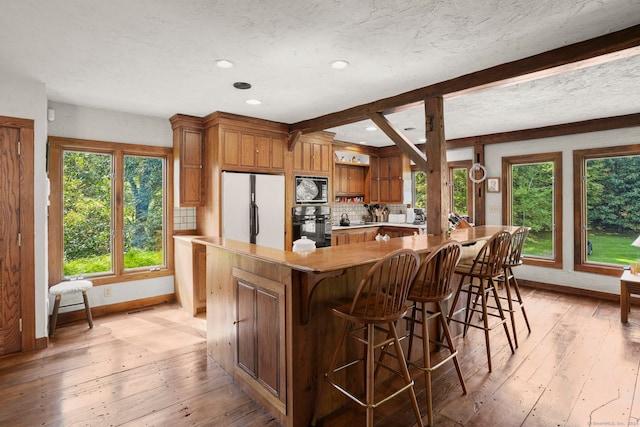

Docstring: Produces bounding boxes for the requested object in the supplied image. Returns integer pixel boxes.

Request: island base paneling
[198,227,517,426]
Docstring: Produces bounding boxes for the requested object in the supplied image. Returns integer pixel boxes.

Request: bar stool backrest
[467,230,512,278]
[504,226,529,268]
[348,248,420,323]
[410,241,462,302]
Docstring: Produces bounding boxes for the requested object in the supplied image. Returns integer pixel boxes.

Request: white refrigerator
[221,172,285,250]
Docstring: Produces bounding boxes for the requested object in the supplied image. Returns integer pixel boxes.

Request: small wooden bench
[49,280,94,336]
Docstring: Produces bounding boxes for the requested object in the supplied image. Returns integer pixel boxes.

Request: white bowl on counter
[292,236,317,252]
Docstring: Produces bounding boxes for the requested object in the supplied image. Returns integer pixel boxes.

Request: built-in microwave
[295,176,329,204]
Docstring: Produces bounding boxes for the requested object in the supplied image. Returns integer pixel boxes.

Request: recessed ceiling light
[419,137,427,142]
[233,82,252,90]
[215,59,235,69]
[330,60,350,70]
[358,141,368,145]
[365,126,377,131]
[245,99,262,105]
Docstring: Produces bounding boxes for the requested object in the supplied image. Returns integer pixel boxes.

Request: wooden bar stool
[447,231,514,372]
[311,248,423,427]
[49,279,94,336]
[497,226,531,347]
[405,241,467,426]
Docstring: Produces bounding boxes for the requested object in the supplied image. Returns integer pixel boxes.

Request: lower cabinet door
[234,269,286,406]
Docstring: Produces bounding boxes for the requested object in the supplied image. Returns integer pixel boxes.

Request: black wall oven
[292,206,332,248]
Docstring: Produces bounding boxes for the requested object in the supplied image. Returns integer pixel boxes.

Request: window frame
[448,160,473,220]
[410,161,473,215]
[502,152,563,269]
[48,136,174,286]
[573,143,640,277]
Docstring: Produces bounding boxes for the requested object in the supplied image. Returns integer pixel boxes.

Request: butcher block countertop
[193,225,518,274]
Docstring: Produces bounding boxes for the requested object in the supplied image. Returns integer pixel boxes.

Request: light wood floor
[1,287,640,427]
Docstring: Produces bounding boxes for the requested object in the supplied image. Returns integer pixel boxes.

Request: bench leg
[49,295,62,336]
[82,291,94,329]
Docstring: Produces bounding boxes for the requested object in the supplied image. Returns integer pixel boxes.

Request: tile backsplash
[331,203,407,225]
[174,207,197,231]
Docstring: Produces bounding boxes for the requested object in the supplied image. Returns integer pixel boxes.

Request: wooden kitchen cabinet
[234,268,286,405]
[334,163,366,195]
[379,226,416,238]
[221,128,285,172]
[174,236,206,316]
[170,115,204,207]
[331,226,380,246]
[371,150,409,204]
[292,132,332,175]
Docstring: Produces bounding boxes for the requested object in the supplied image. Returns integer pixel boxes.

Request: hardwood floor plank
[565,317,640,426]
[1,290,639,427]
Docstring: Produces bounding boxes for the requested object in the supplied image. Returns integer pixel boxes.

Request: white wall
[482,126,640,295]
[0,82,177,339]
[46,102,175,317]
[0,72,48,339]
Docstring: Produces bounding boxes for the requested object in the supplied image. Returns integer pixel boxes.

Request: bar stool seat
[405,240,467,426]
[496,226,531,347]
[447,230,514,372]
[311,248,424,427]
[49,280,94,336]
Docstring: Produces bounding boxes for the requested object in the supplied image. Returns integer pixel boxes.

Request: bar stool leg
[49,294,62,337]
[421,304,434,426]
[310,320,349,427]
[82,290,94,328]
[503,271,518,348]
[365,323,375,427]
[437,301,467,395]
[478,279,493,372]
[388,321,423,427]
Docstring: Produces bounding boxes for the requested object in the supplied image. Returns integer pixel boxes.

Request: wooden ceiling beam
[368,112,428,171]
[446,112,640,149]
[290,24,640,134]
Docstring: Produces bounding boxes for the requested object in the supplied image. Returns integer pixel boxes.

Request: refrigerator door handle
[249,202,259,243]
[254,204,260,236]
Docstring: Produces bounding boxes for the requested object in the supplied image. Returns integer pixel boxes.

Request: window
[411,162,472,218]
[502,152,562,268]
[48,137,173,285]
[449,161,472,221]
[574,144,640,276]
[412,170,426,208]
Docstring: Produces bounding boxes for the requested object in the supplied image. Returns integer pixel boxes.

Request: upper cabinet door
[292,133,332,175]
[221,129,285,173]
[173,126,204,207]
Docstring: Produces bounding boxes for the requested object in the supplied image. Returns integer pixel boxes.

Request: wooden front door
[0,125,22,354]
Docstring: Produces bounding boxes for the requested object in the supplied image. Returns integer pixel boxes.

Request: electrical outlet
[103,286,112,297]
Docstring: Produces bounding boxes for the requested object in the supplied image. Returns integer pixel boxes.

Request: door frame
[0,115,35,353]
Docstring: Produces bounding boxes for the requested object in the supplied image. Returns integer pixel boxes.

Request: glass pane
[63,151,112,276]
[413,171,426,208]
[452,168,468,215]
[585,156,640,266]
[124,155,165,270]
[511,162,554,258]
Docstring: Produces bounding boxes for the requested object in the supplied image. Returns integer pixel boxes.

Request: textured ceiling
[1,0,639,146]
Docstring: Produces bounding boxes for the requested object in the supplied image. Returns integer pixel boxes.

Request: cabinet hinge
[19,318,23,332]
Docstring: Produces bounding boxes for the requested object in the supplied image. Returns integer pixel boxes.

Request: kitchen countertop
[332,221,425,230]
[193,225,516,274]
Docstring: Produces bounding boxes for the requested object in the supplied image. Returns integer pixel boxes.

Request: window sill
[74,268,174,286]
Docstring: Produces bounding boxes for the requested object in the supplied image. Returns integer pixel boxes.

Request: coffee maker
[413,208,425,224]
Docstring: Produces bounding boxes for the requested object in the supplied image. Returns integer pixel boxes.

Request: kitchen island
[193,225,517,427]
